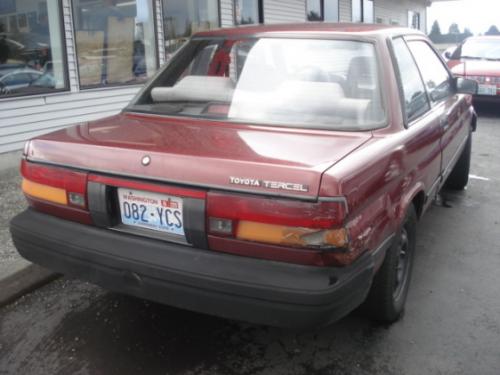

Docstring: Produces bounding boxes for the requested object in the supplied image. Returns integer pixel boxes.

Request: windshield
[459,38,500,60]
[131,38,385,131]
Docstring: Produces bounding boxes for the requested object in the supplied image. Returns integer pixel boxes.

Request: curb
[0,259,59,307]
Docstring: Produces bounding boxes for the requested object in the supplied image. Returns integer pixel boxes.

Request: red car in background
[10,24,478,329]
[447,36,500,100]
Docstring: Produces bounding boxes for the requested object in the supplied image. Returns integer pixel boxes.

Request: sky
[427,0,500,35]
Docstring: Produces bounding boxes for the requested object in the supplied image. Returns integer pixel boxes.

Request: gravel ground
[0,152,26,268]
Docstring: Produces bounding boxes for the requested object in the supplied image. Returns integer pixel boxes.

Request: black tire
[362,205,417,323]
[445,133,472,190]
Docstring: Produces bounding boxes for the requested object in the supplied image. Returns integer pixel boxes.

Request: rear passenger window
[407,41,452,102]
[392,38,430,122]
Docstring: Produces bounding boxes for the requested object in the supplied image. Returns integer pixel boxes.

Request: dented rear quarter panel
[319,35,474,267]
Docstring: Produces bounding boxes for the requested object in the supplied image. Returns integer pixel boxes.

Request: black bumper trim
[10,209,380,328]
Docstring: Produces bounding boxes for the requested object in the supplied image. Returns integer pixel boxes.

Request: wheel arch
[397,183,426,224]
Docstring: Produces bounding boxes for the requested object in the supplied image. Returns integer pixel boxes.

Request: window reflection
[72,0,157,88]
[0,0,67,98]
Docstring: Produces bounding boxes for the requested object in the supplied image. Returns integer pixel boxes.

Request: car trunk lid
[27,113,372,199]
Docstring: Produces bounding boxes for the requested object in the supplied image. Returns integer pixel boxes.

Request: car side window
[407,41,452,103]
[392,38,430,123]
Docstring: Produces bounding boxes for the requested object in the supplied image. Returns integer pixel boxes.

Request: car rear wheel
[362,205,417,323]
[445,133,472,190]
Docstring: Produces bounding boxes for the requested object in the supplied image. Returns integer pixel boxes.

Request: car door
[406,38,469,180]
[391,37,442,201]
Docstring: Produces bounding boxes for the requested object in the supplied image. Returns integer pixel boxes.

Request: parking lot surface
[0,104,499,375]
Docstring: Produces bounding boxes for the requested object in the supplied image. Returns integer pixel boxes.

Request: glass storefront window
[352,0,373,23]
[0,0,67,98]
[234,0,262,25]
[363,0,374,23]
[162,0,219,56]
[72,0,157,88]
[324,0,339,22]
[306,0,322,21]
[307,0,339,22]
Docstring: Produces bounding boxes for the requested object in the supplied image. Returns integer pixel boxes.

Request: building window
[72,0,157,89]
[408,11,421,30]
[352,0,374,23]
[163,0,219,56]
[307,0,322,21]
[0,0,67,98]
[307,0,339,22]
[234,0,263,25]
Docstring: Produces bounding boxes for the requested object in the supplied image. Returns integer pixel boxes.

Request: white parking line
[469,174,490,181]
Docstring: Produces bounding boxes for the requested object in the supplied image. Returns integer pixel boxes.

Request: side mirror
[455,77,478,95]
[444,51,452,59]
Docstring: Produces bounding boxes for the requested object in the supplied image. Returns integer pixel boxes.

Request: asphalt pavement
[1,104,499,375]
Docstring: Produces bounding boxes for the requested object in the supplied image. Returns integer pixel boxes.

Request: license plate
[117,188,184,237]
[478,84,497,96]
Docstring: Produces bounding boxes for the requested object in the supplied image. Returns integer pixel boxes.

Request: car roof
[194,22,423,38]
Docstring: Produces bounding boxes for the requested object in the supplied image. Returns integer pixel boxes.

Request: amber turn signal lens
[22,178,68,205]
[236,221,348,249]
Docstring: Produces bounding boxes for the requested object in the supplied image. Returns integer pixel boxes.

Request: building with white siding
[0,0,432,154]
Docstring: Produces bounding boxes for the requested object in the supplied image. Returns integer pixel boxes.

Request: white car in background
[0,68,43,94]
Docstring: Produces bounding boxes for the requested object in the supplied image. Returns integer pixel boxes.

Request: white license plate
[478,84,498,96]
[118,188,184,237]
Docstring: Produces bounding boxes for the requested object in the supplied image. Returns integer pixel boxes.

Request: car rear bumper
[10,209,382,328]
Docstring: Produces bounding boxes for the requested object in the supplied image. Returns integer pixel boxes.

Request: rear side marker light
[22,179,67,205]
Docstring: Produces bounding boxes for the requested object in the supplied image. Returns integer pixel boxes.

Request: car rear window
[130,37,386,131]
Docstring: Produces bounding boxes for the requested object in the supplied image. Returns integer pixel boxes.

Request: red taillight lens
[21,160,87,203]
[207,192,345,229]
[207,192,351,266]
[21,160,91,224]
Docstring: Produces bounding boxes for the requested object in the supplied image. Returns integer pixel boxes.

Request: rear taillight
[21,160,91,224]
[207,192,351,266]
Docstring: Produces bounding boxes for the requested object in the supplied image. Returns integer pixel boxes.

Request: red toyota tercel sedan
[447,36,500,100]
[11,24,477,328]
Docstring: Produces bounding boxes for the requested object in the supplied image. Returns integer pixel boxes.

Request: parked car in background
[0,63,31,78]
[447,36,500,100]
[0,68,42,95]
[11,24,478,329]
